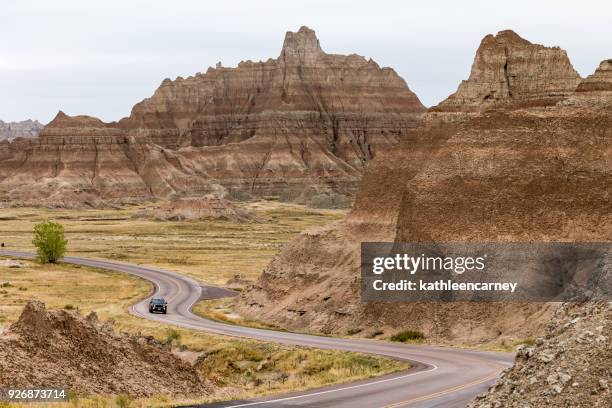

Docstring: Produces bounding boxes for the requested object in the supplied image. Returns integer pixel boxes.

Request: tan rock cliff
[236,31,611,344]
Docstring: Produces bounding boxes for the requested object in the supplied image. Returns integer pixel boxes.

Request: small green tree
[32,221,67,263]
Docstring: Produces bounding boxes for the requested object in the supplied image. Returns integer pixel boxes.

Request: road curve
[1,250,513,408]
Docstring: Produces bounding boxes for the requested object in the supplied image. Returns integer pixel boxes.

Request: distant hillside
[0,119,43,141]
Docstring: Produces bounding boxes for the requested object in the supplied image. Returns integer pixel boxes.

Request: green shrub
[64,304,76,310]
[390,330,425,343]
[32,221,67,263]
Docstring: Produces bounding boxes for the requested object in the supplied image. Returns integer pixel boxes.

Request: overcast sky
[2,0,611,123]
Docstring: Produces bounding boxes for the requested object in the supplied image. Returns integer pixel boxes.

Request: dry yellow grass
[193,298,283,330]
[0,202,345,285]
[0,259,150,324]
[0,203,408,406]
[0,260,407,407]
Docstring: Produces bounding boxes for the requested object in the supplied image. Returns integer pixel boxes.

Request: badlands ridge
[0,26,424,208]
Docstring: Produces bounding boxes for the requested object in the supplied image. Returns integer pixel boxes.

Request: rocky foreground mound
[237,30,612,343]
[0,301,211,397]
[469,302,611,408]
[0,26,425,208]
[132,196,257,222]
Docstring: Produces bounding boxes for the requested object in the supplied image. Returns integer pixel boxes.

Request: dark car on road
[148,298,167,314]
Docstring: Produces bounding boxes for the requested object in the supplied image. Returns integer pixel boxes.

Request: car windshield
[151,298,166,304]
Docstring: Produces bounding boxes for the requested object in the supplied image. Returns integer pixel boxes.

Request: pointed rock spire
[280,26,324,63]
[434,30,581,112]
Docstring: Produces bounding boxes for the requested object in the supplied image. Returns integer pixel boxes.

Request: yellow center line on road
[380,365,502,408]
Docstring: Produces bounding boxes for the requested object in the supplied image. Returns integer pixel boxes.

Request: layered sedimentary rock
[565,59,612,108]
[0,26,424,208]
[576,59,612,92]
[0,119,42,141]
[237,31,611,343]
[0,112,215,207]
[434,30,581,112]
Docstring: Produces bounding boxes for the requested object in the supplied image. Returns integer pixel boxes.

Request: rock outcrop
[132,196,257,222]
[236,31,611,344]
[469,302,611,408]
[0,301,211,397]
[434,30,581,112]
[0,26,425,208]
[576,59,612,92]
[564,59,612,108]
[0,119,43,141]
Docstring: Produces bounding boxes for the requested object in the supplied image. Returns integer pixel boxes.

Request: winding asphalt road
[0,250,514,408]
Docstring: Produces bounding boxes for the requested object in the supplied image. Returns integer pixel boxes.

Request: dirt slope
[0,301,211,398]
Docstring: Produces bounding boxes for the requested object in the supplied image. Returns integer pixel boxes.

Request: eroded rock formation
[576,59,612,92]
[565,59,612,107]
[434,30,581,112]
[0,26,425,208]
[236,31,611,344]
[469,302,611,408]
[0,301,211,397]
[0,119,43,141]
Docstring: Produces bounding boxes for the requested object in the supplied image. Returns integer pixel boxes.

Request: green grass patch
[390,330,425,343]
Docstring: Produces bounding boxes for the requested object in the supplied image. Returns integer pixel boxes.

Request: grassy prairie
[0,259,406,407]
[0,260,150,324]
[0,202,345,285]
[0,203,408,406]
[193,298,283,330]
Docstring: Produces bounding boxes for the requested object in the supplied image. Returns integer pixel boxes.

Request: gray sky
[2,0,611,123]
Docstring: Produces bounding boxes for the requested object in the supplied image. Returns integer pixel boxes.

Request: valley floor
[0,202,410,407]
[0,201,345,285]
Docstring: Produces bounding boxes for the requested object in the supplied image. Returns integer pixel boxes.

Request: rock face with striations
[434,30,581,112]
[0,26,425,208]
[576,59,612,92]
[236,31,611,344]
[0,119,43,142]
[565,59,612,108]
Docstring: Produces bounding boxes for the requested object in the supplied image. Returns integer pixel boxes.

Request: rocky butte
[236,30,611,344]
[0,26,425,208]
[433,30,581,113]
[0,119,43,142]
